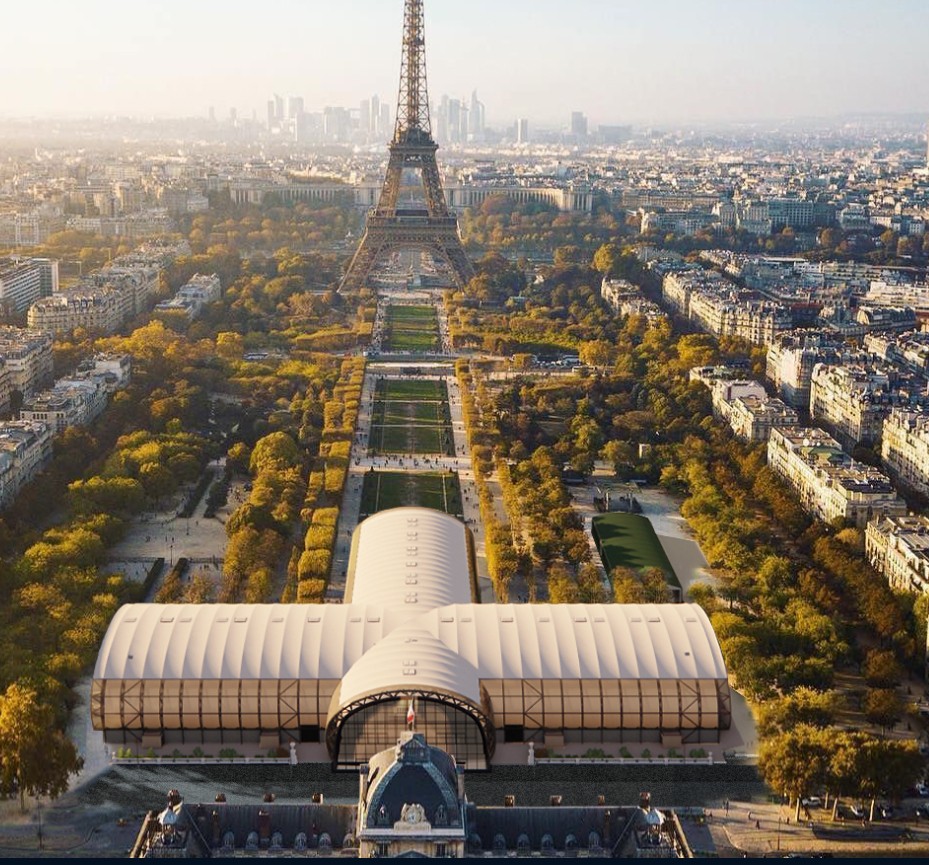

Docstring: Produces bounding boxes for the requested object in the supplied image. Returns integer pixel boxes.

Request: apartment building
[0,257,59,314]
[20,377,107,433]
[27,242,186,335]
[0,362,11,417]
[690,368,799,443]
[882,408,929,498]
[600,278,665,322]
[0,327,53,398]
[27,290,123,335]
[767,426,905,528]
[866,515,929,594]
[766,331,851,409]
[726,395,799,443]
[662,272,792,347]
[0,421,53,508]
[154,273,221,320]
[809,363,893,448]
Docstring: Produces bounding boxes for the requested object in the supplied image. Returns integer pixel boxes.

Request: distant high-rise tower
[287,96,304,120]
[208,106,215,123]
[571,110,588,139]
[516,117,529,144]
[370,94,381,136]
[360,99,371,134]
[379,103,391,137]
[469,90,484,139]
[339,0,473,292]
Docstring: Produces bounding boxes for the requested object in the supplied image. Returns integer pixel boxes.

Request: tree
[592,242,621,276]
[862,649,902,689]
[863,688,903,733]
[249,431,300,474]
[553,245,583,266]
[579,340,614,368]
[0,683,83,811]
[601,440,634,476]
[758,724,834,820]
[642,567,672,603]
[756,688,841,739]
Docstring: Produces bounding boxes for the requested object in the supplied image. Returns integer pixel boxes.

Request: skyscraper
[469,90,484,140]
[516,117,529,144]
[286,96,304,120]
[360,98,371,135]
[370,94,381,136]
[570,110,588,139]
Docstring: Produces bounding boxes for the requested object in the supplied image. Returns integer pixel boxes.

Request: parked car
[801,796,823,809]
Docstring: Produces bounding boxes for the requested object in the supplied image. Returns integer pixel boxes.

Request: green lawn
[374,424,452,455]
[360,471,463,517]
[369,377,453,455]
[384,305,440,353]
[591,512,680,587]
[375,379,446,401]
[376,401,448,424]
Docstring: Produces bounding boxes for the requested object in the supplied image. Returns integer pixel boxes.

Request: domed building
[357,732,466,858]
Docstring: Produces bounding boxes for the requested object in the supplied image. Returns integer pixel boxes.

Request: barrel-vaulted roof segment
[346,507,473,609]
[94,601,726,685]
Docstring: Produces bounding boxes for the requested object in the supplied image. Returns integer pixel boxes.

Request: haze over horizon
[3,0,929,127]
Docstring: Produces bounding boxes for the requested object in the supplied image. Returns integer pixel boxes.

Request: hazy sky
[4,0,929,125]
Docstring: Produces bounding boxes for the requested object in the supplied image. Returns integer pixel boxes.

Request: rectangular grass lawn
[592,512,680,588]
[385,305,439,352]
[376,378,446,401]
[370,377,453,455]
[360,470,463,517]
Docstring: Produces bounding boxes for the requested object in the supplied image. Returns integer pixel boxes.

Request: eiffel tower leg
[340,231,385,292]
[420,156,448,216]
[428,238,474,289]
[376,152,405,215]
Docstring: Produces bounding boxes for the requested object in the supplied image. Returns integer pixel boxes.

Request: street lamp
[36,795,42,850]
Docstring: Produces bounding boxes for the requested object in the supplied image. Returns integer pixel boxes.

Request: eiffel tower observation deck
[339,0,474,292]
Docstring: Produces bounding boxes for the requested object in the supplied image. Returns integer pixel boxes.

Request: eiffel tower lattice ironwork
[339,0,473,292]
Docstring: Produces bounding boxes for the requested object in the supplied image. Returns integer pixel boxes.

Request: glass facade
[334,697,488,769]
[481,678,729,742]
[91,676,730,751]
[90,678,339,734]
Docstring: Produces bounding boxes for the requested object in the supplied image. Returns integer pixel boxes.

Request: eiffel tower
[339,0,474,292]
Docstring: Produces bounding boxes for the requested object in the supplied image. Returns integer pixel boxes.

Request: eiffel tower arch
[339,0,474,292]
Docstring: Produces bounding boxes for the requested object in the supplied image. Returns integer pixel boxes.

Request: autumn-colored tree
[758,724,834,820]
[0,683,83,811]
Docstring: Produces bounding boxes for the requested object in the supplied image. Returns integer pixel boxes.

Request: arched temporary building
[92,508,730,768]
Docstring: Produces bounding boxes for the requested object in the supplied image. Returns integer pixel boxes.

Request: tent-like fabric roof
[346,507,473,610]
[93,507,729,725]
[94,601,726,686]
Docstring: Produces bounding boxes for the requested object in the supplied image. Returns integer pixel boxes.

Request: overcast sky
[3,0,928,126]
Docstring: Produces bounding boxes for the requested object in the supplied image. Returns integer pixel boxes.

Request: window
[376,842,390,856]
[435,842,448,857]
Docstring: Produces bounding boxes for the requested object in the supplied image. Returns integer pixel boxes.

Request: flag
[406,699,416,727]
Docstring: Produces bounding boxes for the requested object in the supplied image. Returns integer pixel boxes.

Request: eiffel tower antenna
[339,0,474,293]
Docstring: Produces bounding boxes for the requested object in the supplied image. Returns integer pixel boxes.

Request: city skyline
[3,0,929,126]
